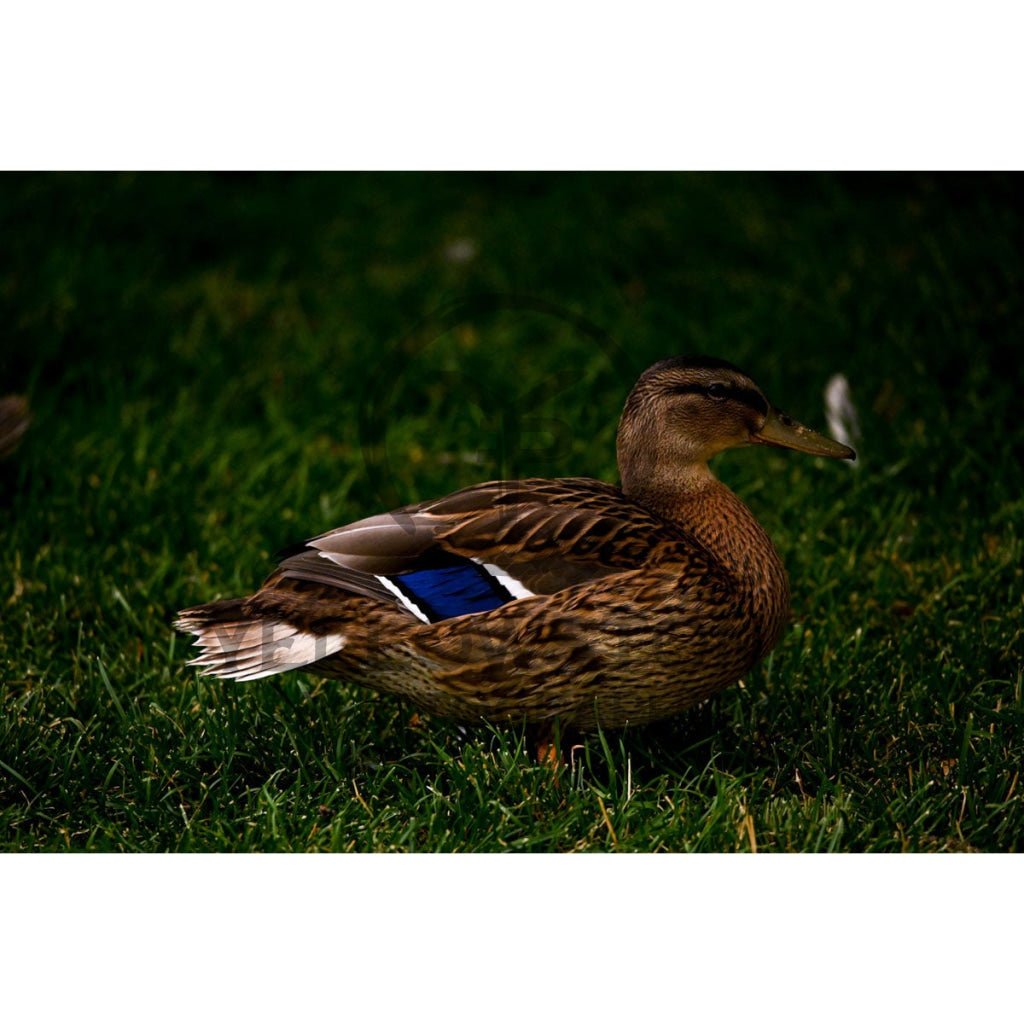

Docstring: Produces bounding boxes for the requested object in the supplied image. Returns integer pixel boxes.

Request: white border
[2,855,1020,1019]
[2,3,1023,168]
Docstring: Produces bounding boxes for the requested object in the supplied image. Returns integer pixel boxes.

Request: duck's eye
[706,383,727,400]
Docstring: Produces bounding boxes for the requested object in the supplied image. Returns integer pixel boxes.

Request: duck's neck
[625,464,790,656]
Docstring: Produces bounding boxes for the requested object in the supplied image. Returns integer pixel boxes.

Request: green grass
[1,172,1022,851]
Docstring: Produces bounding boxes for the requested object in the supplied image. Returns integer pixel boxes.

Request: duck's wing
[270,477,690,624]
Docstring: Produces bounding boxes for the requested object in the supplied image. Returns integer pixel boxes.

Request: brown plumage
[177,356,854,730]
[0,395,30,459]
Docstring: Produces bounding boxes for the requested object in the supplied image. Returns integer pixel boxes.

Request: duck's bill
[750,408,856,460]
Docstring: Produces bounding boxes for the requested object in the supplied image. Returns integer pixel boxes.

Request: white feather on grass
[825,373,861,467]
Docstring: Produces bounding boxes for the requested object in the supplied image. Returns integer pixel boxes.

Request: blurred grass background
[1,172,1021,851]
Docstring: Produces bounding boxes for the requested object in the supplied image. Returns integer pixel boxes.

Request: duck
[176,356,854,732]
[0,394,31,459]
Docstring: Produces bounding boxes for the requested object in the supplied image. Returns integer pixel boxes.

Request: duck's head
[617,356,855,496]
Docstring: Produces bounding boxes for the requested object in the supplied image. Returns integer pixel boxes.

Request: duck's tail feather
[175,598,344,681]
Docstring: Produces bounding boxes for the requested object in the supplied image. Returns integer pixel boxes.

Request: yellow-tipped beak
[750,408,856,461]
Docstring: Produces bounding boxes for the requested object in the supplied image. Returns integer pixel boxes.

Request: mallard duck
[177,357,854,730]
[0,395,31,459]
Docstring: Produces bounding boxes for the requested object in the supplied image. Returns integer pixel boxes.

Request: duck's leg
[529,719,581,769]
[533,722,561,769]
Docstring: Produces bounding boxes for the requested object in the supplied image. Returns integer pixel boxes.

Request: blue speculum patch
[392,562,511,622]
